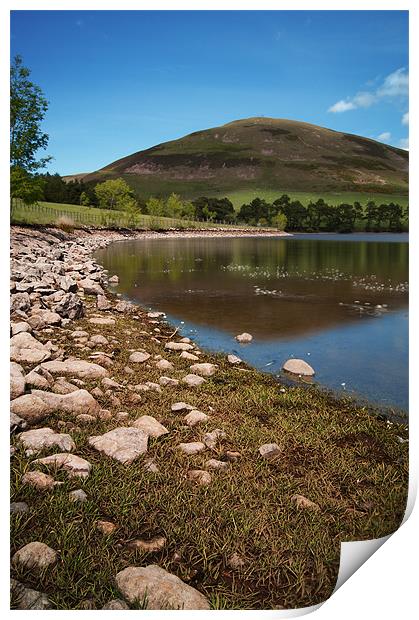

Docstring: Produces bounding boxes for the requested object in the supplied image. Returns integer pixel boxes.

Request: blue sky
[10,10,409,175]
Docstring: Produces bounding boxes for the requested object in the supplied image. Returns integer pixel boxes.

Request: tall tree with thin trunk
[10,55,50,208]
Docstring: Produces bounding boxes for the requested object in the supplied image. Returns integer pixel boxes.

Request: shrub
[55,215,75,232]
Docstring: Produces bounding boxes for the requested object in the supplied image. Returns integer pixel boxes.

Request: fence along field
[11,201,253,231]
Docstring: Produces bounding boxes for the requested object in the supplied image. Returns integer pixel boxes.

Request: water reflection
[95,234,408,411]
[96,236,408,340]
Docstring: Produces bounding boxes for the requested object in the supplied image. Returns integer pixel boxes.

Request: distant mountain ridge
[83,117,408,199]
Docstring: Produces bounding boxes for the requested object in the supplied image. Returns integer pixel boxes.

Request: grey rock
[182,374,206,388]
[12,541,58,571]
[22,470,57,491]
[10,412,28,432]
[89,427,148,464]
[51,377,80,394]
[11,292,31,314]
[171,401,194,412]
[131,415,169,437]
[10,332,51,364]
[291,494,320,512]
[10,362,26,399]
[203,428,226,449]
[115,564,210,609]
[187,470,212,486]
[165,341,194,352]
[10,502,29,514]
[97,295,113,311]
[11,321,31,336]
[53,292,84,319]
[184,410,209,427]
[32,452,92,478]
[89,316,116,325]
[178,442,206,455]
[282,358,315,376]
[69,489,88,503]
[179,351,199,361]
[156,358,175,372]
[205,458,230,471]
[18,427,75,455]
[235,332,253,343]
[40,358,109,379]
[25,367,54,390]
[128,351,151,363]
[159,376,179,387]
[10,393,53,424]
[11,579,51,610]
[189,363,217,377]
[89,334,109,346]
[259,443,282,460]
[227,354,242,364]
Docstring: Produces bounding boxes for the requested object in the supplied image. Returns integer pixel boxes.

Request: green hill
[84,117,408,202]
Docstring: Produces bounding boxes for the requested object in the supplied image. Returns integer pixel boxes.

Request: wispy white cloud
[402,112,409,126]
[328,68,408,113]
[328,100,356,113]
[399,138,409,150]
[377,68,408,97]
[377,132,391,141]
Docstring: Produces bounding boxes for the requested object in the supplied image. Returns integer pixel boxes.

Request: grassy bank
[11,280,408,609]
[10,202,253,231]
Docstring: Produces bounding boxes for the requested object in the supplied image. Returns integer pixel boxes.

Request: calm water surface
[95,233,408,412]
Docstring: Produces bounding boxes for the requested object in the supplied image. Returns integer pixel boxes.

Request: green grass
[220,189,410,210]
[11,291,408,610]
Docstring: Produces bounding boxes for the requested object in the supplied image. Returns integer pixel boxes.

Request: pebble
[96,520,117,535]
[187,470,212,486]
[184,410,209,427]
[182,374,206,387]
[203,428,226,449]
[189,363,217,377]
[291,494,320,512]
[178,442,206,455]
[235,332,253,343]
[126,536,167,553]
[69,489,88,503]
[205,458,229,471]
[259,443,282,460]
[171,402,194,412]
[10,501,29,514]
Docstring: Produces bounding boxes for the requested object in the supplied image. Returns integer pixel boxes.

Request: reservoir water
[95,233,408,413]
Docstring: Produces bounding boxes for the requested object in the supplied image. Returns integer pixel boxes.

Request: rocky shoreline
[10,224,408,610]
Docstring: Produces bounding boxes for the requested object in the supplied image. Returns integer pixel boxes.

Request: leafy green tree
[146,196,166,217]
[365,201,378,231]
[335,203,357,233]
[192,196,235,222]
[166,194,196,219]
[94,178,136,210]
[10,55,50,208]
[271,212,287,230]
[10,167,44,206]
[79,191,91,206]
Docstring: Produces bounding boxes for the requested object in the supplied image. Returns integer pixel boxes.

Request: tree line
[236,195,408,232]
[36,173,409,232]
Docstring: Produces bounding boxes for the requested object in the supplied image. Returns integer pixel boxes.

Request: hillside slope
[85,117,409,200]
